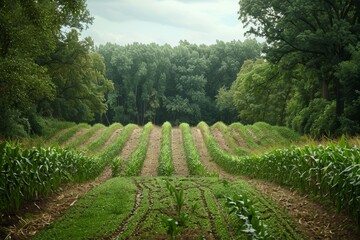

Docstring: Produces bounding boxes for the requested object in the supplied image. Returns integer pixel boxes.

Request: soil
[120,128,142,160]
[61,127,88,148]
[229,128,248,148]
[171,128,189,176]
[1,168,112,240]
[191,128,232,178]
[246,178,359,240]
[141,127,162,176]
[78,127,106,150]
[210,127,232,153]
[102,127,122,149]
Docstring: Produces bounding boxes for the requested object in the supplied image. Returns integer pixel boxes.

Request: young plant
[226,194,270,240]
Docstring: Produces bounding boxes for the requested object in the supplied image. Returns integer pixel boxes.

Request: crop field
[1,121,360,239]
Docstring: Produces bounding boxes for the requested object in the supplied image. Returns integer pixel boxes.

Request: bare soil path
[190,127,359,240]
[171,128,189,176]
[230,128,248,148]
[61,127,88,148]
[78,127,106,150]
[210,127,232,153]
[120,128,142,160]
[191,128,230,178]
[101,127,122,150]
[141,127,162,176]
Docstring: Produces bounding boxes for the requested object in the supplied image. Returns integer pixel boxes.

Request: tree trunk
[335,78,344,117]
[321,78,330,100]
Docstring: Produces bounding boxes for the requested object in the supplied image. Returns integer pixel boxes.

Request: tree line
[1,0,359,138]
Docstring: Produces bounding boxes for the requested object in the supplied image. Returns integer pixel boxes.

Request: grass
[65,123,105,150]
[33,177,303,239]
[48,123,90,146]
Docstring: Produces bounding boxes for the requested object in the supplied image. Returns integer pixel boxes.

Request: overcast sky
[81,0,248,46]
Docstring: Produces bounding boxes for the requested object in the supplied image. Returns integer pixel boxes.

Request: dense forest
[1,0,360,138]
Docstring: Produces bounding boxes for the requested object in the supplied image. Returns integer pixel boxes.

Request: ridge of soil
[171,128,189,176]
[210,127,232,153]
[102,128,122,149]
[120,128,142,160]
[60,127,88,148]
[229,128,248,148]
[1,168,112,240]
[191,127,359,240]
[141,127,162,176]
[191,128,229,178]
[78,127,106,150]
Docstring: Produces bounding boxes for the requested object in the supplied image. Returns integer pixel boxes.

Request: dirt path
[230,128,248,148]
[102,128,122,150]
[3,168,112,239]
[171,128,189,176]
[120,128,142,160]
[78,127,106,150]
[141,127,161,176]
[190,127,359,240]
[210,127,232,153]
[61,127,88,148]
[191,128,231,178]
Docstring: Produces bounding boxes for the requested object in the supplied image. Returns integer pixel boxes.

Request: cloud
[83,0,247,46]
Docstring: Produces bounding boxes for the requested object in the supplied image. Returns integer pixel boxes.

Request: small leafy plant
[226,194,270,240]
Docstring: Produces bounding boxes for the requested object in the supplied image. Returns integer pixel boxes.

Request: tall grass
[49,123,90,146]
[158,122,175,176]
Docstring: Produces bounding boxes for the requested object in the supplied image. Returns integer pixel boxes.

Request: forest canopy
[0,0,359,138]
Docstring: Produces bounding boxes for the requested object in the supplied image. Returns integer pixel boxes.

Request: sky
[81,0,249,46]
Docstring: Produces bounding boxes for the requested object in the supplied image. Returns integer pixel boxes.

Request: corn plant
[158,122,175,176]
[0,142,100,214]
[225,194,270,239]
[179,123,209,176]
[125,122,153,176]
[199,125,360,227]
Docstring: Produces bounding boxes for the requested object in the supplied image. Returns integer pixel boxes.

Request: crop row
[199,121,360,227]
[157,122,175,176]
[0,142,101,214]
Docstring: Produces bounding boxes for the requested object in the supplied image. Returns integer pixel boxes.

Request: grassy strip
[33,177,303,239]
[199,123,360,228]
[97,124,137,166]
[65,123,105,150]
[125,122,153,176]
[158,121,175,176]
[86,122,122,154]
[0,142,101,214]
[49,123,90,146]
[42,118,76,140]
[180,123,209,176]
[211,121,248,156]
[33,177,137,240]
[229,123,260,150]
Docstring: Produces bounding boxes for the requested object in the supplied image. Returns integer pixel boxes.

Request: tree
[0,0,93,136]
[239,0,360,133]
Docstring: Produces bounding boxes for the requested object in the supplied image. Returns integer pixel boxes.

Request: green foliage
[65,123,105,150]
[97,124,137,167]
[0,0,94,137]
[226,194,270,239]
[239,0,360,135]
[179,123,209,176]
[50,123,90,145]
[85,122,122,154]
[111,156,123,177]
[0,141,101,214]
[125,122,153,176]
[98,40,262,125]
[158,122,175,176]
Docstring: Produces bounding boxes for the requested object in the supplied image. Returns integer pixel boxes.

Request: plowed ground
[4,125,359,240]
